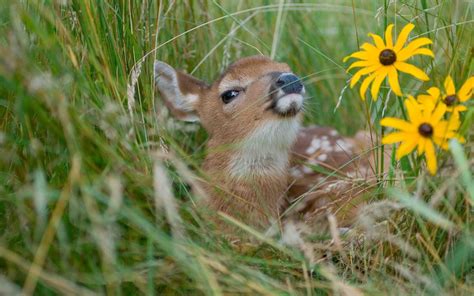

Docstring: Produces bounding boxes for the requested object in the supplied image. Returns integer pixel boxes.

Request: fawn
[154,56,378,237]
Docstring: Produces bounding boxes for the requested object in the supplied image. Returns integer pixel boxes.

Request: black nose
[275,73,303,94]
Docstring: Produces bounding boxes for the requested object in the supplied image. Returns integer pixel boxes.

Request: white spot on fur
[290,166,303,178]
[306,138,320,154]
[305,146,315,155]
[321,139,332,152]
[329,129,339,136]
[334,139,353,152]
[307,137,334,154]
[317,153,328,161]
[229,119,300,178]
[301,158,318,174]
[302,165,313,174]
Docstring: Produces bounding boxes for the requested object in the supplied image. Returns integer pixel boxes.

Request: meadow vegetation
[0,0,472,295]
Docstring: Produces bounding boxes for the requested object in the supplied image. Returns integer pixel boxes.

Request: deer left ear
[154,60,207,122]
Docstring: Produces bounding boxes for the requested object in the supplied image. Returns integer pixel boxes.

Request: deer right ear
[154,61,207,122]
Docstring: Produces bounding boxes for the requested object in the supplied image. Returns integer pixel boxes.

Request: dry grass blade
[22,155,82,295]
[127,62,142,120]
[390,188,455,231]
[153,153,185,239]
[0,246,97,296]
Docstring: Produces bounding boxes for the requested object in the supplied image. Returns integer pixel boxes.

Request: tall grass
[0,0,472,295]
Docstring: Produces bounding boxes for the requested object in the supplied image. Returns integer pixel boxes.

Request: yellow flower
[418,75,474,113]
[380,98,462,175]
[344,23,434,100]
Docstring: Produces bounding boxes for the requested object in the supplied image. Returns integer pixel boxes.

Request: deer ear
[154,61,207,122]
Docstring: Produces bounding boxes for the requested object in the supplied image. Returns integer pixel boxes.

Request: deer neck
[202,119,300,226]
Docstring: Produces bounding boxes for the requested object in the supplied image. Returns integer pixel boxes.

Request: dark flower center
[379,49,397,65]
[443,94,458,106]
[418,123,433,138]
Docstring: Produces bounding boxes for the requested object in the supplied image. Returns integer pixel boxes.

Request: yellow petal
[395,62,429,81]
[449,105,468,113]
[458,76,474,102]
[394,23,415,52]
[360,74,377,100]
[410,48,434,58]
[424,140,437,175]
[385,24,394,48]
[426,87,440,101]
[381,117,416,132]
[456,136,466,144]
[387,67,402,96]
[397,38,433,61]
[402,37,433,50]
[369,33,386,50]
[407,95,417,103]
[382,132,410,144]
[347,60,377,71]
[433,117,460,140]
[350,65,380,87]
[433,121,451,139]
[417,95,431,103]
[405,98,423,125]
[444,75,456,95]
[448,115,461,130]
[343,50,371,62]
[430,103,447,126]
[442,118,461,135]
[421,106,431,123]
[371,68,388,100]
[433,132,450,148]
[439,141,450,150]
[417,137,426,154]
[396,137,418,160]
[417,95,436,111]
[360,42,379,53]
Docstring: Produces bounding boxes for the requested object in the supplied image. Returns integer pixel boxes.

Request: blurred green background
[0,0,472,294]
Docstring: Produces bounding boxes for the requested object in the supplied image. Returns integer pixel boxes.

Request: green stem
[363,99,376,179]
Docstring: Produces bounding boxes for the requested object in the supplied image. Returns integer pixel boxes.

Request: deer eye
[221,89,240,104]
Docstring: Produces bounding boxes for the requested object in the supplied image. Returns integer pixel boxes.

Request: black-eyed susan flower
[418,75,474,113]
[380,98,463,175]
[344,23,434,100]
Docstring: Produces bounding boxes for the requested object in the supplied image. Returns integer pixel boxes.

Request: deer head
[154,55,305,142]
[154,56,306,229]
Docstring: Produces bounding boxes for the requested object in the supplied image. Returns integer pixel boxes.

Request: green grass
[0,0,473,295]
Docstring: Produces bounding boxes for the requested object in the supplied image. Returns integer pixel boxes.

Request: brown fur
[287,128,373,227]
[155,56,298,231]
[154,56,383,235]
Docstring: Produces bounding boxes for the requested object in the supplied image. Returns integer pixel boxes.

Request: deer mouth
[269,91,305,117]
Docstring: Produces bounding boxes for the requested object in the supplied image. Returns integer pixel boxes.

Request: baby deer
[154,56,378,235]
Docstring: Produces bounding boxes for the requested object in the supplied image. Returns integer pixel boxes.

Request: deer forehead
[216,57,291,93]
[218,76,252,94]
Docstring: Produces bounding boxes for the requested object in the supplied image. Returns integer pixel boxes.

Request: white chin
[274,94,304,116]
